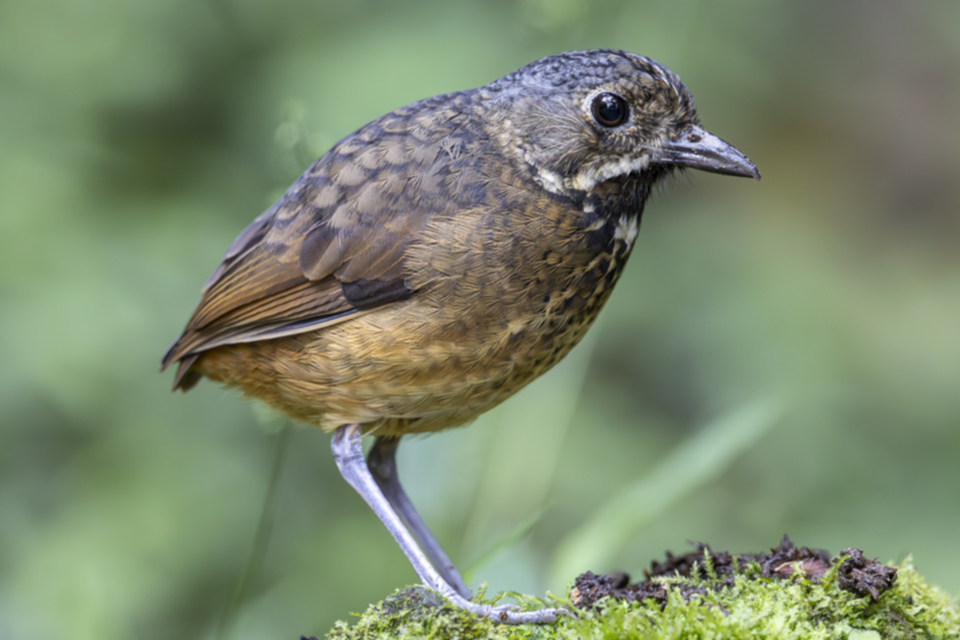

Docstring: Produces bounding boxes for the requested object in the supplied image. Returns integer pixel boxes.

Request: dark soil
[835,547,898,600]
[570,535,897,610]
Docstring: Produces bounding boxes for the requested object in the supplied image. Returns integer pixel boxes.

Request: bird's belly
[196,237,632,436]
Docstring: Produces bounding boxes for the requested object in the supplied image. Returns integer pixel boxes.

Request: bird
[161,49,759,624]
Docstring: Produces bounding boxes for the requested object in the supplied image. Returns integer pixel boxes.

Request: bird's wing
[162,100,478,387]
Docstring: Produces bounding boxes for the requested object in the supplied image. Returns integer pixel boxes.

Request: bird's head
[484,49,759,197]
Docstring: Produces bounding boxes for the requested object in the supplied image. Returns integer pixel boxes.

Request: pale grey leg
[367,436,471,599]
[331,425,567,624]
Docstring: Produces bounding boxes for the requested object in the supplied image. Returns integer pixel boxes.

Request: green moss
[324,558,959,640]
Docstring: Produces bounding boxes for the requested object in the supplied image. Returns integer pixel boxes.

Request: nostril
[687,133,701,143]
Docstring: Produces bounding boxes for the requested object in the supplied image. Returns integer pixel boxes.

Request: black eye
[591,92,628,127]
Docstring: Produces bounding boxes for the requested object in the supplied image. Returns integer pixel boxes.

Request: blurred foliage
[549,397,785,587]
[1,1,959,639]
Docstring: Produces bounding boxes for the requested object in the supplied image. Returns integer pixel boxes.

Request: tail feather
[172,355,201,391]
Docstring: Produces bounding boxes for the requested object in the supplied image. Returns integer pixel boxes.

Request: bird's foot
[443,591,572,625]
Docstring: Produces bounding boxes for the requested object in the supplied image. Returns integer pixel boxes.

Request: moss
[320,558,959,640]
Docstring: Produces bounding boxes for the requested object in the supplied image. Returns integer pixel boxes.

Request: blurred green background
[2,1,959,638]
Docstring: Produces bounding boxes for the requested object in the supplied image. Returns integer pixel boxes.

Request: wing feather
[162,99,478,388]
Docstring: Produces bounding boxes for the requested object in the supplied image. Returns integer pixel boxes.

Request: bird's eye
[591,92,629,127]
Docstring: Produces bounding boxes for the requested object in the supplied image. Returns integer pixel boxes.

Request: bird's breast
[406,181,642,379]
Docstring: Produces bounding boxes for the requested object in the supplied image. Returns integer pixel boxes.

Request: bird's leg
[367,436,472,598]
[331,425,567,624]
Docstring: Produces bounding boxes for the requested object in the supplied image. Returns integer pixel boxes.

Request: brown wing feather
[162,97,478,388]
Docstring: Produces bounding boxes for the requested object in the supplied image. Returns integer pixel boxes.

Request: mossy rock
[318,544,960,640]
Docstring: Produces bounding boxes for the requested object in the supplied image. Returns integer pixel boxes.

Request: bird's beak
[652,124,760,179]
